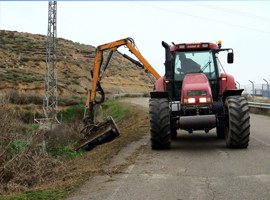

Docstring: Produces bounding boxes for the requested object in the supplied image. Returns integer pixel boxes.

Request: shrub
[4,90,43,105]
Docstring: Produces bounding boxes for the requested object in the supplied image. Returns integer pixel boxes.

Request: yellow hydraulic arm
[85,38,160,119]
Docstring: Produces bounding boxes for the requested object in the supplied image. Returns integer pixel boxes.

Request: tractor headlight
[199,97,212,103]
[187,98,196,104]
[184,98,196,104]
[199,97,207,103]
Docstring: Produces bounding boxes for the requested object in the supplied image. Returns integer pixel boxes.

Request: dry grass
[0,100,67,194]
[0,90,84,107]
[0,98,149,198]
[3,90,43,105]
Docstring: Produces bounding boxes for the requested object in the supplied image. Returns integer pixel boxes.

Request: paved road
[67,98,270,200]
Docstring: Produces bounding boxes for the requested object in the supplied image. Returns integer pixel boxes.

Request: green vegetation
[0,188,72,200]
[47,145,83,159]
[9,139,28,155]
[0,93,141,200]
[60,104,84,121]
[24,123,39,135]
[102,99,130,122]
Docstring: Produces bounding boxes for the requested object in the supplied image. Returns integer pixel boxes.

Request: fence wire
[241,83,270,98]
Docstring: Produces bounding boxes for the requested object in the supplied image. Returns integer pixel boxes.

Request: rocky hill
[0,30,154,99]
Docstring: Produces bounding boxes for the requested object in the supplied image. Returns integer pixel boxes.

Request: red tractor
[80,38,250,151]
[150,41,250,149]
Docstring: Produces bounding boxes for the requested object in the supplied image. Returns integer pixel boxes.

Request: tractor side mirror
[227,52,234,64]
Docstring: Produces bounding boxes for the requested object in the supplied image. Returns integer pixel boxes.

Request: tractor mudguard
[222,89,244,102]
[150,91,169,99]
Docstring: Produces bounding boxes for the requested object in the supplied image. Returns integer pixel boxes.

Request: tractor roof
[170,42,219,52]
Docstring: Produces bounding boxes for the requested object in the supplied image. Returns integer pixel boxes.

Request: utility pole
[44,1,58,121]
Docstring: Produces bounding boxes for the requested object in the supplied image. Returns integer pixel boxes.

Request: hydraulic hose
[95,81,105,104]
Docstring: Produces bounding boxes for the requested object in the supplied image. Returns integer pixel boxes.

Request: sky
[0,1,270,86]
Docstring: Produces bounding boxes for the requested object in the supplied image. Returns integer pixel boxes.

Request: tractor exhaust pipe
[179,115,216,130]
[162,41,172,62]
[162,41,173,97]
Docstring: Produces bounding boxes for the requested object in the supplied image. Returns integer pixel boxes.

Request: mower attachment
[75,116,120,151]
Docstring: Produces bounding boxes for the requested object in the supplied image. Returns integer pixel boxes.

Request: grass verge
[0,99,149,199]
[0,189,70,200]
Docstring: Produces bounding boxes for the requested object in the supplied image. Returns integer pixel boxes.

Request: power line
[188,2,270,23]
[133,2,270,35]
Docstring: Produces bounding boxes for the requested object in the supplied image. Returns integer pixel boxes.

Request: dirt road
[67,98,270,200]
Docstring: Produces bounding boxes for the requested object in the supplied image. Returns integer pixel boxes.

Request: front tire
[225,96,250,148]
[149,98,171,149]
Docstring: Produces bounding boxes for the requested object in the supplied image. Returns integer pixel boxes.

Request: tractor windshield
[174,51,215,81]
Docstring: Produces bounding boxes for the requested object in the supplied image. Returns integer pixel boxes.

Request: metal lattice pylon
[44,1,58,120]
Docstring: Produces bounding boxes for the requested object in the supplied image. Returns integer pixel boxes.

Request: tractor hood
[181,73,213,105]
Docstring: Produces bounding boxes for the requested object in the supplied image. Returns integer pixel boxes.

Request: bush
[4,90,43,105]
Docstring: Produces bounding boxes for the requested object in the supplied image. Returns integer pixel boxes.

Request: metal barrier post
[249,80,254,101]
[263,78,269,98]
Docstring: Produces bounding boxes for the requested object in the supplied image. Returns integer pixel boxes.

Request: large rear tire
[225,96,250,148]
[149,98,171,149]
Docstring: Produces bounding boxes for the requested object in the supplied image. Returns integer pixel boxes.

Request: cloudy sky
[0,1,270,85]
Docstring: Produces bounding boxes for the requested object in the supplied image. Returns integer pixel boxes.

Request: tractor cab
[164,41,234,102]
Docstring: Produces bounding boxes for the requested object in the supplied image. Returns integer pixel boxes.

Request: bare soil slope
[0,30,153,97]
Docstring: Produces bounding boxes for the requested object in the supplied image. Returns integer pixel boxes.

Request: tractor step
[74,116,120,151]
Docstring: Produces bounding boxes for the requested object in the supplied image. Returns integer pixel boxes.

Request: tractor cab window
[174,51,216,81]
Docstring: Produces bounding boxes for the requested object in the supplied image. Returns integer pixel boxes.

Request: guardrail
[111,94,270,110]
[248,102,270,110]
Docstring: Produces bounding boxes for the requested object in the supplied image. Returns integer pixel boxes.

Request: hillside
[0,30,155,197]
[0,30,154,98]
